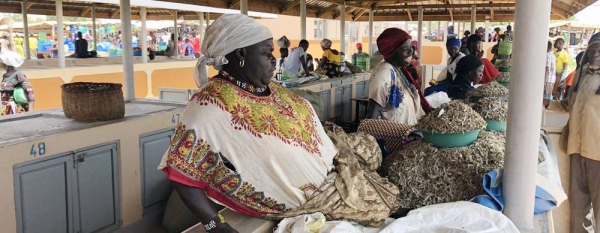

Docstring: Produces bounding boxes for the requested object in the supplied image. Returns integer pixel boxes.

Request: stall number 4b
[30,142,47,157]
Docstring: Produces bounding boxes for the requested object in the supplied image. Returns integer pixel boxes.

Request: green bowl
[498,81,510,87]
[422,130,481,148]
[499,66,511,72]
[486,120,507,132]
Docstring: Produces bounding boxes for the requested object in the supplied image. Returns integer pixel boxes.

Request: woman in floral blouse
[0,50,35,115]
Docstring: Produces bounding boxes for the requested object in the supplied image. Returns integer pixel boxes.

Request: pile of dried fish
[495,58,512,68]
[384,130,505,208]
[496,72,511,83]
[473,97,508,121]
[416,100,486,133]
[468,81,509,98]
[344,61,363,74]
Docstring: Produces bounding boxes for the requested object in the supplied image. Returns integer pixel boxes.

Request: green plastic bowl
[498,81,510,87]
[486,120,507,132]
[499,66,511,72]
[422,130,481,148]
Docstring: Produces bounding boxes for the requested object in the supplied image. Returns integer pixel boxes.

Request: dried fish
[416,100,486,133]
[473,97,508,121]
[384,130,505,209]
[468,81,509,98]
[496,72,511,83]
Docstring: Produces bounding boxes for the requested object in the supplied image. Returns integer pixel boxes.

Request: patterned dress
[158,77,399,227]
[1,71,35,115]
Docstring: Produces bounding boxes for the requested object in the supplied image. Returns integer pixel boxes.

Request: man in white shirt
[282,40,311,78]
[545,41,557,99]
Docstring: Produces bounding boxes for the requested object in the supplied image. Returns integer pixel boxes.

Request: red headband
[377,28,411,60]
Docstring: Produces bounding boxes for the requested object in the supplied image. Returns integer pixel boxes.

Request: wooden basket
[61,82,125,121]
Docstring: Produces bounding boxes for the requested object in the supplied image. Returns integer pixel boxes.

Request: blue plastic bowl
[486,120,507,132]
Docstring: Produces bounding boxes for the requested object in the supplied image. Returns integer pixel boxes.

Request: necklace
[219,71,268,94]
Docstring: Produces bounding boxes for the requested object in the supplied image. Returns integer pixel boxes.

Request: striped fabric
[357,119,412,153]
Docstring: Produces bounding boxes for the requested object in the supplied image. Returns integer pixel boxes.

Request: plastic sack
[379,201,519,233]
[274,212,392,233]
[277,36,291,49]
[424,92,451,109]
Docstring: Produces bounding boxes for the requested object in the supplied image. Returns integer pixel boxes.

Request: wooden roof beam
[80,7,91,17]
[281,0,301,13]
[407,9,413,21]
[110,9,119,18]
[229,0,240,9]
[353,9,367,21]
[25,2,35,10]
[377,3,514,10]
[317,5,339,18]
[490,7,494,21]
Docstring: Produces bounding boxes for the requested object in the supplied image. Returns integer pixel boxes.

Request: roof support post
[470,5,476,34]
[417,6,423,60]
[485,20,490,41]
[300,0,307,39]
[443,21,448,42]
[140,7,148,63]
[340,2,346,55]
[22,0,31,60]
[205,12,210,28]
[368,10,374,56]
[502,0,551,229]
[173,10,179,59]
[198,12,205,42]
[92,4,98,53]
[56,0,65,68]
[240,0,248,15]
[120,0,135,101]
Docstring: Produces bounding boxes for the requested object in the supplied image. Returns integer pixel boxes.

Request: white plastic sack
[274,212,393,233]
[379,201,519,233]
[425,92,451,109]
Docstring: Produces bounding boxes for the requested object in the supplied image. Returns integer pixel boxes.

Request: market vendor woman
[0,50,34,115]
[447,55,484,100]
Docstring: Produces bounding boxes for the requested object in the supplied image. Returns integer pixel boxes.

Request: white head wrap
[0,50,24,68]
[194,14,273,88]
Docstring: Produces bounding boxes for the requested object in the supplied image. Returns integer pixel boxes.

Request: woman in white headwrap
[0,50,34,115]
[159,14,399,232]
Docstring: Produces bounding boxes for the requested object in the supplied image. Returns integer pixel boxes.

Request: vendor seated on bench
[72,32,96,58]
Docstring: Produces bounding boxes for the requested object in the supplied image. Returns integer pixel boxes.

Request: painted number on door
[30,142,47,157]
[171,114,180,124]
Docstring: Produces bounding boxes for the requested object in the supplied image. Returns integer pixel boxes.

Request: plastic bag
[424,92,451,109]
[277,36,291,48]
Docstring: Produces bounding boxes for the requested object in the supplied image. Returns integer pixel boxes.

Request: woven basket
[61,82,125,121]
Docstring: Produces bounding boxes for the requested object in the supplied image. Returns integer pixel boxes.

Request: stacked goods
[416,100,487,147]
[468,81,509,102]
[496,72,511,83]
[473,97,509,131]
[384,130,505,208]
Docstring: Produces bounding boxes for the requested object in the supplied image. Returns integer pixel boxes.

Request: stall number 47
[30,142,47,157]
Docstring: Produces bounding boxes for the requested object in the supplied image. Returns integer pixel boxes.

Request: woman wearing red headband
[367,28,432,126]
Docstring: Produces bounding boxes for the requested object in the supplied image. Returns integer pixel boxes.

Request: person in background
[554,38,570,99]
[544,32,600,233]
[167,33,177,58]
[425,37,466,96]
[407,41,422,86]
[177,37,183,57]
[545,41,557,100]
[467,34,499,84]
[460,30,471,54]
[564,52,584,99]
[190,32,201,58]
[282,39,311,78]
[28,34,38,59]
[367,28,431,126]
[182,38,194,58]
[476,27,485,41]
[74,32,90,58]
[492,27,501,42]
[352,43,369,71]
[0,50,35,115]
[447,55,484,100]
[306,53,315,72]
[316,39,342,78]
[14,35,24,57]
[504,25,513,41]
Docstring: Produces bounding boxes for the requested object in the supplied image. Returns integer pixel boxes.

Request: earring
[239,59,245,68]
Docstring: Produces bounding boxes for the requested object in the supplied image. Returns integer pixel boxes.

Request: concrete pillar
[140,7,148,63]
[198,12,205,42]
[502,0,552,229]
[417,6,423,59]
[444,21,448,43]
[56,0,65,68]
[404,21,409,31]
[240,0,248,15]
[205,13,210,28]
[22,0,31,60]
[428,21,432,36]
[173,10,179,59]
[120,0,135,100]
[368,11,374,55]
[92,4,98,52]
[485,20,490,41]
[300,0,307,39]
[340,2,346,55]
[471,5,476,33]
